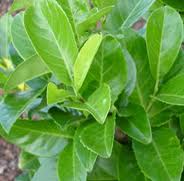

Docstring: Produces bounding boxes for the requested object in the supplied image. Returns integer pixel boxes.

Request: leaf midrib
[152,140,172,181]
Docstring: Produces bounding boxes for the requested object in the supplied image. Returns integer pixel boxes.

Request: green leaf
[0,14,11,58]
[81,36,127,103]
[5,55,49,91]
[77,6,113,34]
[0,88,45,132]
[161,0,184,12]
[156,74,184,105]
[80,115,115,158]
[133,128,184,181]
[65,84,111,124]
[32,158,58,181]
[15,172,31,181]
[18,151,40,172]
[106,0,155,33]
[0,119,73,156]
[88,142,120,180]
[92,0,116,8]
[117,103,152,144]
[146,6,183,80]
[10,0,33,13]
[122,29,154,109]
[118,145,145,181]
[24,0,78,85]
[11,13,36,60]
[74,34,102,91]
[74,125,97,172]
[58,142,87,181]
[47,83,73,105]
[148,101,172,127]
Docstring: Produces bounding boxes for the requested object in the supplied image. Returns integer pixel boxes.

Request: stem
[146,78,159,112]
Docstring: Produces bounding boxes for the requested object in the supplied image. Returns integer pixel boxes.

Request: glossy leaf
[81,36,127,103]
[11,13,36,60]
[65,84,111,124]
[5,55,49,91]
[32,158,58,181]
[123,29,154,109]
[47,83,73,105]
[74,126,97,172]
[92,0,116,8]
[24,0,78,85]
[106,0,155,33]
[0,88,45,132]
[80,115,115,158]
[118,145,145,181]
[74,34,102,91]
[58,142,87,181]
[117,103,152,144]
[146,6,183,80]
[156,74,184,105]
[0,119,73,156]
[133,128,184,181]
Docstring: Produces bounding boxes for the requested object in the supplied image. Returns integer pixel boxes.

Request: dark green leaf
[0,88,45,132]
[0,119,73,156]
[81,36,127,103]
[58,142,87,181]
[106,0,155,33]
[146,6,183,80]
[80,115,115,158]
[117,103,152,144]
[74,126,97,172]
[156,74,184,105]
[133,128,184,181]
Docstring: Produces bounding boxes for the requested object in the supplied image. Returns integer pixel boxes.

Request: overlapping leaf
[133,128,184,181]
[0,119,73,156]
[24,0,78,85]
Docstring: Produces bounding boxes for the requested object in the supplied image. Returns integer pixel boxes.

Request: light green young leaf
[80,115,115,158]
[32,158,58,181]
[156,74,184,105]
[161,0,184,12]
[65,84,111,124]
[118,145,145,181]
[81,36,127,103]
[5,55,49,91]
[106,0,155,33]
[92,0,116,8]
[0,119,73,156]
[58,142,87,181]
[146,6,183,80]
[47,83,73,105]
[74,126,97,172]
[0,88,45,132]
[74,34,102,91]
[117,103,152,144]
[77,6,113,34]
[24,0,78,85]
[133,128,184,181]
[11,13,36,60]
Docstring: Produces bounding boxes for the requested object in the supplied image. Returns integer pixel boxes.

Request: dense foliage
[1,0,184,180]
